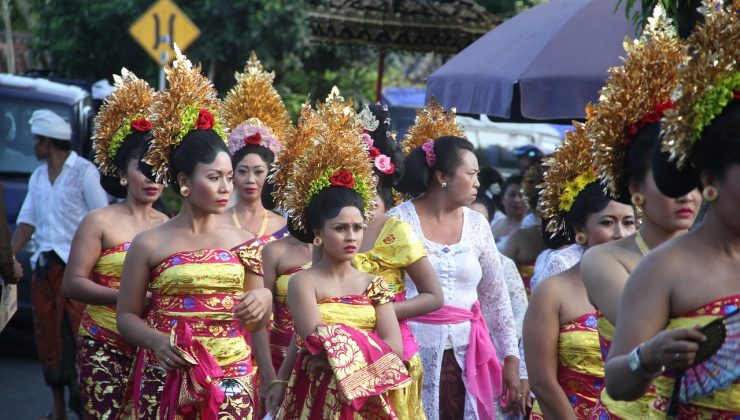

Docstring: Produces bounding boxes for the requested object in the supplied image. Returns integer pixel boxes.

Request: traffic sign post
[129,0,200,90]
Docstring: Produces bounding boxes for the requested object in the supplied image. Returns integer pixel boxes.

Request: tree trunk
[1,0,15,74]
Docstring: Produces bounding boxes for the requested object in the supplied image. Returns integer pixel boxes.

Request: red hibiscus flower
[130,118,152,132]
[195,109,215,130]
[368,146,381,159]
[245,132,262,145]
[329,169,355,188]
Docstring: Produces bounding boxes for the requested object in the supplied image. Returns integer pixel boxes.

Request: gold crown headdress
[144,45,227,184]
[590,6,684,198]
[270,102,324,212]
[401,98,465,157]
[539,122,598,236]
[316,87,363,138]
[223,52,293,157]
[282,89,377,234]
[662,0,740,168]
[92,68,155,176]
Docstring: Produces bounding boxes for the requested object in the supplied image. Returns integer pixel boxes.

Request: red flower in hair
[734,91,740,100]
[329,169,355,188]
[623,100,675,148]
[245,132,262,145]
[195,109,215,130]
[130,118,152,132]
[368,146,381,159]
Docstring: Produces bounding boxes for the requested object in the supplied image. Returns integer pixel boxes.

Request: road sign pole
[159,66,166,91]
[158,50,169,90]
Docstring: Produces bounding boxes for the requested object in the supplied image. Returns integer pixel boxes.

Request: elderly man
[12,109,107,420]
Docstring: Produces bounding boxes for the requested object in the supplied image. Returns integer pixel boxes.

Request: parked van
[1,74,94,327]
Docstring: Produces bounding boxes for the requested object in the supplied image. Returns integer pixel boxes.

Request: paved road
[0,326,80,420]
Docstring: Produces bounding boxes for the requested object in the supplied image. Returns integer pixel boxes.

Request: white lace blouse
[389,201,518,420]
[530,244,584,291]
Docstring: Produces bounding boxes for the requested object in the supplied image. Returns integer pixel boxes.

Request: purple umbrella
[426,0,639,123]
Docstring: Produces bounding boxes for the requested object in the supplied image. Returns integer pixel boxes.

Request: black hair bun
[651,146,701,198]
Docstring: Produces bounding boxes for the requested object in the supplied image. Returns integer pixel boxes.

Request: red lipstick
[676,207,694,218]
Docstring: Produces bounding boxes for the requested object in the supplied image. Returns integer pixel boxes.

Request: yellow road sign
[129,0,200,65]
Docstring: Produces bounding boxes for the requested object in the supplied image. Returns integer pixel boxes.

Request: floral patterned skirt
[77,335,135,419]
[133,362,255,419]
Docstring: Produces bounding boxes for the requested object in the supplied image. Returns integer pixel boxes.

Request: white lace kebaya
[530,243,584,291]
[389,201,519,420]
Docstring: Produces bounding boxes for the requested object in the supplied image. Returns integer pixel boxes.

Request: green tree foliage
[29,0,378,114]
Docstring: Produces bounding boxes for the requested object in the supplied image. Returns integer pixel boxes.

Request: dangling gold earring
[119,178,128,186]
[631,192,645,207]
[575,232,588,245]
[180,185,190,197]
[313,237,322,247]
[702,186,719,202]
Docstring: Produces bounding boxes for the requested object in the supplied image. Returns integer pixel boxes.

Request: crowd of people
[3,2,738,419]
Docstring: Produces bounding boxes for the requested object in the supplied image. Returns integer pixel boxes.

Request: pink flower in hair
[374,154,394,175]
[361,132,373,148]
[422,141,436,167]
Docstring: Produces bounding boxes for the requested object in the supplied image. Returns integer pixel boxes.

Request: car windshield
[1,99,73,175]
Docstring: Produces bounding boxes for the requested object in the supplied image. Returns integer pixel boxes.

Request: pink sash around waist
[412,301,502,420]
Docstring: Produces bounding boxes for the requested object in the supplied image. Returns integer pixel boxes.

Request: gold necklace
[635,230,650,257]
[232,207,269,236]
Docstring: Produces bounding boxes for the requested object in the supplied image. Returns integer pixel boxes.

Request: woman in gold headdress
[273,96,410,419]
[220,52,294,411]
[221,52,291,246]
[580,8,702,418]
[116,48,272,419]
[258,102,322,408]
[522,123,636,419]
[605,3,740,417]
[62,69,167,420]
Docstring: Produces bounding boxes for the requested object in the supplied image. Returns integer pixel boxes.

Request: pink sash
[304,323,411,413]
[412,301,502,420]
[159,321,225,420]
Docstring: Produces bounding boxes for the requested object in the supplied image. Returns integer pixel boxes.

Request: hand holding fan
[667,308,740,416]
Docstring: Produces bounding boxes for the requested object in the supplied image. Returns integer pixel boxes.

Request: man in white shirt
[11,109,107,419]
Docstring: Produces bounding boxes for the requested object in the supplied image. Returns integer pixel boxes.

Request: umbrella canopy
[426,0,639,122]
[307,0,499,54]
[308,0,499,101]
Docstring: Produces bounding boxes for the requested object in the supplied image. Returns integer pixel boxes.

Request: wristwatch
[628,344,665,377]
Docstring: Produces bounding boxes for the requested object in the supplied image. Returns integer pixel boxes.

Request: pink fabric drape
[159,321,225,420]
[412,301,502,420]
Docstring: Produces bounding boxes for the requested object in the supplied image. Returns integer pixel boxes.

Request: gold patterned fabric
[130,247,256,419]
[353,217,426,295]
[79,242,131,346]
[270,263,310,373]
[277,277,410,419]
[648,295,740,419]
[591,313,655,419]
[531,313,604,419]
[77,242,135,420]
[353,217,427,420]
